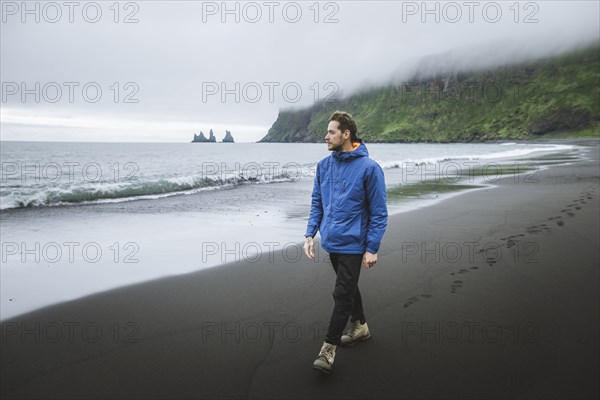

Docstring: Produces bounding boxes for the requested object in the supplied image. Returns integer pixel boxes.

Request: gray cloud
[1,0,598,142]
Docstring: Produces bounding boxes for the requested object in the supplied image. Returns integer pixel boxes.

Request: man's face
[325,121,349,152]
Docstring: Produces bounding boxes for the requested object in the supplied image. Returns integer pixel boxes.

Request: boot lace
[320,345,335,361]
[349,321,363,338]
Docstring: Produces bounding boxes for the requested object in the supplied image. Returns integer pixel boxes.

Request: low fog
[1,1,598,142]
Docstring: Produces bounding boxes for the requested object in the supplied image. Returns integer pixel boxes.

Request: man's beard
[329,143,343,152]
[329,139,346,152]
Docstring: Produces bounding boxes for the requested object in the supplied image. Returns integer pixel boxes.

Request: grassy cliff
[259,43,599,143]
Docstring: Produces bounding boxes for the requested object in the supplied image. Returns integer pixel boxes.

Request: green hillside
[259,43,600,143]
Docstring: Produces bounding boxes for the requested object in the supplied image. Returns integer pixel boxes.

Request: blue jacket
[305,139,388,254]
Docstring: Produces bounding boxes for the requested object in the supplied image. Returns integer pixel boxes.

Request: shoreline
[0,140,589,213]
[1,137,598,144]
[0,141,593,320]
[1,142,598,398]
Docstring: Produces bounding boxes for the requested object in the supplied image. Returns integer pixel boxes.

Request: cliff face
[192,129,236,143]
[259,106,318,143]
[191,131,216,143]
[259,43,600,143]
[222,130,235,143]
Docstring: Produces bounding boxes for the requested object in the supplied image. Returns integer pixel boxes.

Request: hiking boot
[340,321,370,346]
[312,341,337,374]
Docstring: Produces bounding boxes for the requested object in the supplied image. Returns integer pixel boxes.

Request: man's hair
[329,111,358,141]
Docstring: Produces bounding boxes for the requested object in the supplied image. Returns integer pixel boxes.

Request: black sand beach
[1,143,599,399]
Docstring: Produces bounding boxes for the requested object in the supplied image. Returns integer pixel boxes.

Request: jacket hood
[331,138,369,161]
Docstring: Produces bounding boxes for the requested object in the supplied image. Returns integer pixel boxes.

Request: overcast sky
[1,0,598,142]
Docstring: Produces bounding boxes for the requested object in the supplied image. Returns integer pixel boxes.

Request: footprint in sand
[470,266,479,270]
[403,294,433,308]
[403,296,420,308]
[450,280,463,293]
[504,235,519,249]
[575,206,582,210]
[476,249,499,265]
[451,268,470,275]
[527,224,550,234]
[551,216,565,226]
[567,212,575,217]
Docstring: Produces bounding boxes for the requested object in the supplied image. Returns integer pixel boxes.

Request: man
[304,111,388,374]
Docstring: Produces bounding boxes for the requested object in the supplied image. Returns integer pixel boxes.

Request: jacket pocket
[349,217,362,243]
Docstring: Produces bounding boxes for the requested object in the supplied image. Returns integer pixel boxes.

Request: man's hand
[362,251,377,268]
[304,236,315,260]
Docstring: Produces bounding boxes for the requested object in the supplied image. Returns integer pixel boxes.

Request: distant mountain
[259,43,599,142]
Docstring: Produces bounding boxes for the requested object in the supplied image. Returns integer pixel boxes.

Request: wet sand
[1,143,599,399]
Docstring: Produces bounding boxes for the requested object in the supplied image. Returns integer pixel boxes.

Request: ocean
[0,140,581,319]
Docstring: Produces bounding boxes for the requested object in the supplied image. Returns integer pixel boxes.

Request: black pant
[325,253,366,346]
